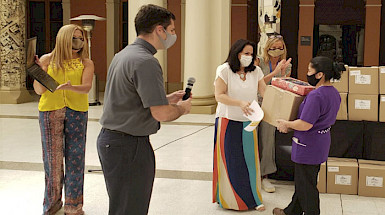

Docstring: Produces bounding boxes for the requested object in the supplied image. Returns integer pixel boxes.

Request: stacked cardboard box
[358,160,385,198]
[320,158,385,198]
[317,162,327,193]
[380,67,385,122]
[326,157,358,195]
[348,67,379,121]
[331,65,348,120]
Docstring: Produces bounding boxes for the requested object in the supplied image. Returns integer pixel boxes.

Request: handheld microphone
[182,77,196,100]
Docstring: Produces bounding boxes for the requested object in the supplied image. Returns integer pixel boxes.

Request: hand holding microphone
[175,77,195,115]
[183,77,196,100]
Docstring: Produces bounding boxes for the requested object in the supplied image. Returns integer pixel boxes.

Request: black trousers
[284,163,321,215]
[97,128,155,215]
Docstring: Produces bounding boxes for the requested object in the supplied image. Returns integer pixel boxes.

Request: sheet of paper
[243,100,264,132]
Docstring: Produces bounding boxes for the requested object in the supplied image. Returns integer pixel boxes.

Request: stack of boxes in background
[332,65,384,122]
[317,158,385,198]
[320,66,385,197]
[380,67,385,122]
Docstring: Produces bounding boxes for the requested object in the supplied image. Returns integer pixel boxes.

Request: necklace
[240,73,245,79]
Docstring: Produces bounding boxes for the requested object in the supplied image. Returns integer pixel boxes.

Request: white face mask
[240,55,253,67]
[158,28,177,49]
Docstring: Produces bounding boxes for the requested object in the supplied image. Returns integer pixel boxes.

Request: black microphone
[182,77,196,100]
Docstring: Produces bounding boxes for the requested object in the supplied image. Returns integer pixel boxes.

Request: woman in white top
[212,39,267,212]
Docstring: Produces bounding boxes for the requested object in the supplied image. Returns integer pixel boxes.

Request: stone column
[106,0,119,68]
[128,0,167,81]
[184,0,231,114]
[297,0,315,81]
[364,0,382,66]
[0,0,33,103]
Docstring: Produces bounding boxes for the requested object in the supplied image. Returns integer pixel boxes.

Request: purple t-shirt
[291,86,341,165]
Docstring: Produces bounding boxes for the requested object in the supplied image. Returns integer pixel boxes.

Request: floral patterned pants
[39,107,87,215]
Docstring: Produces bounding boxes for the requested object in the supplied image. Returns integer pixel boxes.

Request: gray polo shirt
[100,38,169,136]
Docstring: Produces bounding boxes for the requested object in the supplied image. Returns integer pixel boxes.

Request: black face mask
[307,72,321,86]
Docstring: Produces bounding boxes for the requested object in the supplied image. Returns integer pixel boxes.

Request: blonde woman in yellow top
[33,24,94,215]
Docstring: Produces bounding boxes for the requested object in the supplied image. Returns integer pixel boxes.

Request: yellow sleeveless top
[38,58,88,112]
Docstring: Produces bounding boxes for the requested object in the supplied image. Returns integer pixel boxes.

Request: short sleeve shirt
[100,38,169,136]
[214,62,264,122]
[291,86,341,165]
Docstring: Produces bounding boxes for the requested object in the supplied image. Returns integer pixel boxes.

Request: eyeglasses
[269,48,284,51]
[268,35,283,39]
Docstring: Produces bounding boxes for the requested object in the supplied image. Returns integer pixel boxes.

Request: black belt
[102,128,132,136]
[102,128,148,139]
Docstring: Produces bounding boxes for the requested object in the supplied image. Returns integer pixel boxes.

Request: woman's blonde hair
[262,36,287,64]
[50,24,89,70]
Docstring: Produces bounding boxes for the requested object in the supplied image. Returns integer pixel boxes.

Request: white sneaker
[262,178,275,193]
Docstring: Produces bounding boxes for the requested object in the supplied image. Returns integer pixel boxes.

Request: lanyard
[269,61,279,73]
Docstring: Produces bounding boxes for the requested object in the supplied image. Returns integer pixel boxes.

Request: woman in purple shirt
[272,56,345,215]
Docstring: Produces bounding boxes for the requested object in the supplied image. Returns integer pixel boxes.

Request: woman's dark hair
[310,56,346,81]
[135,4,176,36]
[226,39,256,73]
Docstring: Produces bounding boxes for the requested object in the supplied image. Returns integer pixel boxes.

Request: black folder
[26,37,59,93]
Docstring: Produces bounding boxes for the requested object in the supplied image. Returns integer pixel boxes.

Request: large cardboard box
[317,162,327,193]
[348,94,378,121]
[380,67,385,94]
[349,67,379,94]
[326,157,358,195]
[380,95,385,122]
[336,93,348,120]
[358,160,385,198]
[261,85,305,127]
[331,65,349,93]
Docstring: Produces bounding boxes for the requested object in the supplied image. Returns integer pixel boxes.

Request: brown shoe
[272,208,286,215]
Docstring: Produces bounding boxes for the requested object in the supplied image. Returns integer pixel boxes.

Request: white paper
[355,75,371,85]
[243,100,264,132]
[335,175,352,185]
[244,121,261,132]
[381,96,385,102]
[355,100,371,110]
[381,68,385,74]
[328,167,339,172]
[366,176,383,187]
[350,70,361,76]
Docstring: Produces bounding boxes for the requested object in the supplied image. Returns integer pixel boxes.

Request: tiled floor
[1,98,385,215]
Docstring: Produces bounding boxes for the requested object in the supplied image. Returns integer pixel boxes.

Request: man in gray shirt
[97,4,191,215]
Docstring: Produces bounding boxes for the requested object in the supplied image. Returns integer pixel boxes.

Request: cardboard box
[348,94,378,121]
[271,77,315,96]
[336,93,348,120]
[261,85,305,127]
[358,159,385,198]
[380,95,385,122]
[326,157,358,195]
[348,67,379,94]
[380,67,385,94]
[317,162,327,193]
[331,65,349,93]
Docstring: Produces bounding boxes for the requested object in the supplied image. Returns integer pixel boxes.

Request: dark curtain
[280,0,299,79]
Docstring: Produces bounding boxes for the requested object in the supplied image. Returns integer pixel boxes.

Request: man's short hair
[135,4,176,36]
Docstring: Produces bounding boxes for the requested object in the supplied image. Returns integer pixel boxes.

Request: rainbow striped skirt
[212,117,263,210]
